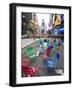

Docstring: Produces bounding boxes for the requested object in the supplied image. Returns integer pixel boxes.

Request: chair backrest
[27,47,36,58]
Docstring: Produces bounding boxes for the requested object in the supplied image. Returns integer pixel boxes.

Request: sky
[36,13,50,31]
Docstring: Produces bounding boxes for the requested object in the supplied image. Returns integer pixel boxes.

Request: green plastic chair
[54,42,58,49]
[27,47,36,58]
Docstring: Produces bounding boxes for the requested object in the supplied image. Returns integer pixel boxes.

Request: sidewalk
[21,38,38,48]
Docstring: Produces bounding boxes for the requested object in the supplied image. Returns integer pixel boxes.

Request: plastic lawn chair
[39,38,43,45]
[45,57,57,68]
[22,66,39,77]
[46,46,53,57]
[43,42,48,49]
[39,45,45,54]
[54,42,58,49]
[50,49,56,58]
[45,51,61,68]
[47,40,49,46]
[27,47,36,58]
[56,52,61,60]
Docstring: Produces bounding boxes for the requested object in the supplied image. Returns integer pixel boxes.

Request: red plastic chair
[22,66,39,77]
[46,47,52,57]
